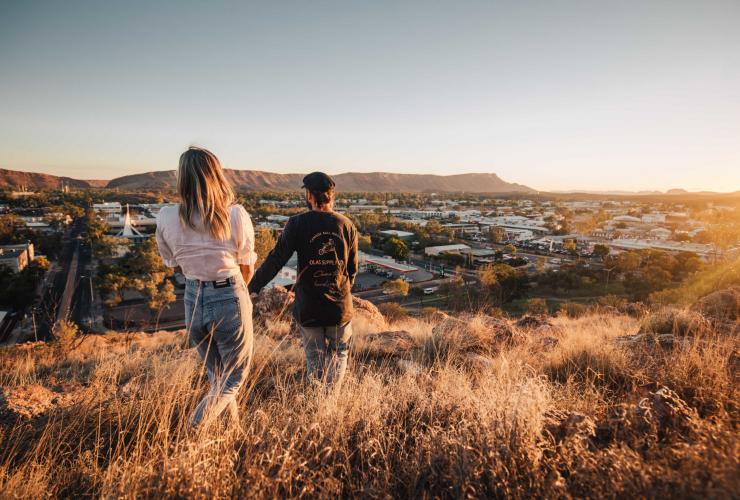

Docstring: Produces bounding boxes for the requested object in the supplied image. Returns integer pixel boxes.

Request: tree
[377,302,408,323]
[253,227,277,268]
[144,278,176,326]
[563,239,578,256]
[536,256,548,273]
[383,278,410,297]
[479,263,526,305]
[97,271,128,308]
[410,285,426,306]
[358,234,372,252]
[504,244,517,255]
[489,226,506,243]
[383,236,408,260]
[616,251,641,274]
[592,244,610,260]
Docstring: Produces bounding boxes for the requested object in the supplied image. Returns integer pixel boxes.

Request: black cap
[302,171,335,192]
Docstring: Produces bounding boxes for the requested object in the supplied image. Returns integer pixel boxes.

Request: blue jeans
[184,275,253,428]
[299,322,352,390]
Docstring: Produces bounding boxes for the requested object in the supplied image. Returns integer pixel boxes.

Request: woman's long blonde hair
[177,147,235,240]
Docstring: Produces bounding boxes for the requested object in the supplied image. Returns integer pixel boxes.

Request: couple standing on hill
[155,147,358,428]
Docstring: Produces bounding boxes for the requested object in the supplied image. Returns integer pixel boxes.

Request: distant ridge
[107,169,535,193]
[0,168,107,189]
[0,167,535,193]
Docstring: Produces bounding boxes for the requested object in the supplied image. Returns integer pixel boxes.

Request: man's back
[250,210,358,327]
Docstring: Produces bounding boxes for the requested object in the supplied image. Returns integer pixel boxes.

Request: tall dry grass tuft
[0,310,737,498]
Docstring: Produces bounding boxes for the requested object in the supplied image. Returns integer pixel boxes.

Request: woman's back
[156,203,257,281]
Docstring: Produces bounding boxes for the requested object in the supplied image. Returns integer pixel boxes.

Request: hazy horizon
[1,0,739,192]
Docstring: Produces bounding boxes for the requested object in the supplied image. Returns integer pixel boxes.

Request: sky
[1,0,739,192]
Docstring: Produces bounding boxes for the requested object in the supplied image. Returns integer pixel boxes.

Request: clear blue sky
[1,0,739,192]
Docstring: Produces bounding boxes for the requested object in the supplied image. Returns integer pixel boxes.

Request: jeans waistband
[186,275,241,288]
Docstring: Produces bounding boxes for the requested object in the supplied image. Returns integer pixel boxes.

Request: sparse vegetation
[0,297,736,498]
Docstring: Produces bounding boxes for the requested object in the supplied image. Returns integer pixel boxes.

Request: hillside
[0,296,737,497]
[0,168,106,189]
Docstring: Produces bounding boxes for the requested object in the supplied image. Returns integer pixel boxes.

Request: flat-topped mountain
[1,167,535,193]
[107,170,535,193]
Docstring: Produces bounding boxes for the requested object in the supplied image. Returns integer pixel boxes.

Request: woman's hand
[240,264,254,285]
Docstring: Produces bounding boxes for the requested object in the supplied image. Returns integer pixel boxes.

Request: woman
[156,147,256,429]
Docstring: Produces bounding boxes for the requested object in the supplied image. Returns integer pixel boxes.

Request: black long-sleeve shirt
[249,210,359,327]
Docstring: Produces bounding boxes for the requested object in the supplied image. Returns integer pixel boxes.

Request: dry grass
[0,310,737,498]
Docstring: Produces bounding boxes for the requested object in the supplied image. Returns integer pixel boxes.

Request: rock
[365,330,416,355]
[0,383,84,422]
[597,386,697,445]
[352,296,385,328]
[396,359,425,375]
[516,315,551,329]
[615,333,690,349]
[540,336,559,351]
[464,352,495,370]
[253,287,384,335]
[253,286,294,321]
[516,314,564,337]
[647,387,697,436]
[425,310,450,323]
[547,411,597,443]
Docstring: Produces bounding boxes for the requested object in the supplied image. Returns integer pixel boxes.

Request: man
[249,172,359,389]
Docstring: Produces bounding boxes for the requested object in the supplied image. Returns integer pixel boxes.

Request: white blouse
[155,204,257,281]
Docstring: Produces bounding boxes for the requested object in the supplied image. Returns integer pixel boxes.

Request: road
[34,218,86,340]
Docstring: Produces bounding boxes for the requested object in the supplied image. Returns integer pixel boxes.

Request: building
[266,254,298,288]
[93,202,123,216]
[642,213,667,224]
[610,239,713,259]
[612,215,642,224]
[360,252,418,274]
[648,228,672,241]
[115,206,148,243]
[378,230,415,240]
[424,244,471,257]
[266,214,290,223]
[348,204,388,213]
[501,228,535,241]
[0,242,35,273]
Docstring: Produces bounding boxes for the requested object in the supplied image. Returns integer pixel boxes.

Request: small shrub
[378,302,409,324]
[424,314,525,364]
[639,308,713,338]
[52,320,80,352]
[558,302,589,318]
[526,298,549,316]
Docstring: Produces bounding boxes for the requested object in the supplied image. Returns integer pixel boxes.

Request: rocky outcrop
[252,287,385,335]
[0,383,85,422]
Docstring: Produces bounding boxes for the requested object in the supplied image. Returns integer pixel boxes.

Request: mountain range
[0,168,535,193]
